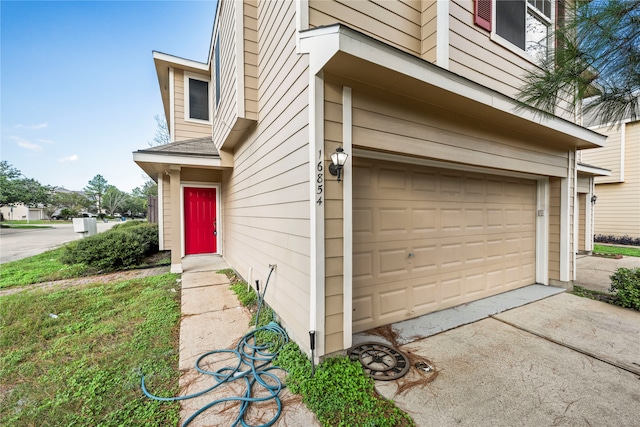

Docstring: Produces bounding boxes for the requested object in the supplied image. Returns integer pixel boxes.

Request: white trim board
[342,86,353,350]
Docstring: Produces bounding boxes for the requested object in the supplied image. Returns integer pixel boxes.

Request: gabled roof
[133,137,224,180]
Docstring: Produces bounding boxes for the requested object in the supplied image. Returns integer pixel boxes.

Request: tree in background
[148,114,170,147]
[83,175,108,213]
[103,185,128,216]
[133,179,158,198]
[0,161,53,207]
[46,191,94,220]
[517,0,640,125]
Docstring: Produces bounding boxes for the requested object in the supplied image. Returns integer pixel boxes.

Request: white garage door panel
[353,160,537,333]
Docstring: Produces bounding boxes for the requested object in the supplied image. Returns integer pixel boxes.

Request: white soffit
[133,152,222,169]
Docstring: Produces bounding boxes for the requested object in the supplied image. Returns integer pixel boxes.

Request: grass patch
[0,273,181,426]
[226,271,414,426]
[593,244,640,258]
[0,249,171,291]
[571,285,617,304]
[275,343,414,427]
[0,247,90,289]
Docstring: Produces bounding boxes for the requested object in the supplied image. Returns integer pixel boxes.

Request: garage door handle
[408,253,415,258]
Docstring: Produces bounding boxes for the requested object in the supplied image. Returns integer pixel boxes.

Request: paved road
[0,221,119,264]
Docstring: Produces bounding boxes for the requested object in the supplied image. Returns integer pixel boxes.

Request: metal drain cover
[348,342,410,380]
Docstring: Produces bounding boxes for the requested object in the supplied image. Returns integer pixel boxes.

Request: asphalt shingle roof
[136,136,219,158]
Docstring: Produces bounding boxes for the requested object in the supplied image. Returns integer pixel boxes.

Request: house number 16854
[316,152,323,206]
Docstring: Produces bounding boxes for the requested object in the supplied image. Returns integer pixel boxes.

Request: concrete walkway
[178,255,318,427]
[575,253,640,292]
[177,254,640,426]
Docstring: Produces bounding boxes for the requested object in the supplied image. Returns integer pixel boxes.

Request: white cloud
[14,122,48,130]
[59,155,79,163]
[37,138,55,144]
[10,136,42,151]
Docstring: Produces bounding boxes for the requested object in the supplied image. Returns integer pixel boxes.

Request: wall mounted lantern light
[591,194,598,204]
[328,147,348,182]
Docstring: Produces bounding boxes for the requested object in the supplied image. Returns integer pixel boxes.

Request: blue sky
[1,0,217,193]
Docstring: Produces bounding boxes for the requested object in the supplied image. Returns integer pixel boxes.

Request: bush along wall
[610,267,640,311]
[60,222,159,271]
[594,234,640,246]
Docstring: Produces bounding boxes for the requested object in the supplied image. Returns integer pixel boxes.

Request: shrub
[595,234,640,246]
[609,267,640,311]
[60,222,159,271]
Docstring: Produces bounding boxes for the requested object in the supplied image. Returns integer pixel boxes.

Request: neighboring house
[0,204,45,221]
[580,119,640,239]
[133,0,607,359]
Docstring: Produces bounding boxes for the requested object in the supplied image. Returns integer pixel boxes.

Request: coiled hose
[141,267,288,427]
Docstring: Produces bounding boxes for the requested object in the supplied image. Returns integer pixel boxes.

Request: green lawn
[0,274,181,426]
[0,248,90,289]
[593,244,640,258]
[0,248,171,290]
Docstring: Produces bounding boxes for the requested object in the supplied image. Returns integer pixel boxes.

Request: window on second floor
[477,0,554,62]
[185,74,210,122]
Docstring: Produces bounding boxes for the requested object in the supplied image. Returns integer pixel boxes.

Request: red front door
[184,187,217,255]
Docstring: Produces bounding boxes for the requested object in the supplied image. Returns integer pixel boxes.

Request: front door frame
[180,182,221,257]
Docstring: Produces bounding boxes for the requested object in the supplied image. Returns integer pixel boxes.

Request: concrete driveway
[0,221,119,264]
[359,291,640,426]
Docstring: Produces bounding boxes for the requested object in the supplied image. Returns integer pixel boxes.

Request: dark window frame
[188,77,210,122]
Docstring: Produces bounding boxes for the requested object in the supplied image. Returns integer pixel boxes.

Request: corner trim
[536,177,549,285]
[236,0,245,117]
[169,67,175,142]
[342,86,353,350]
[158,173,165,250]
[309,71,325,360]
[436,0,450,69]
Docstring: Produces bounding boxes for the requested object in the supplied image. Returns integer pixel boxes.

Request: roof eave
[299,24,607,150]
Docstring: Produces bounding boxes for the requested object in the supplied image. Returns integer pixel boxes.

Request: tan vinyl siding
[309,0,422,56]
[224,0,312,348]
[448,1,529,100]
[548,177,561,280]
[590,121,640,237]
[582,127,623,184]
[173,70,212,141]
[448,0,573,119]
[348,84,569,177]
[324,82,345,354]
[578,193,586,251]
[421,0,438,62]
[213,0,239,149]
[576,175,590,193]
[244,0,258,120]
[181,168,223,183]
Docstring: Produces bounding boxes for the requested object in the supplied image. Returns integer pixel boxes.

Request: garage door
[353,159,536,333]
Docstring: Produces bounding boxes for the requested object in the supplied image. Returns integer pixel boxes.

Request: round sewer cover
[348,342,410,380]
